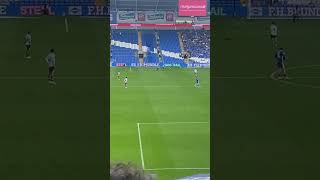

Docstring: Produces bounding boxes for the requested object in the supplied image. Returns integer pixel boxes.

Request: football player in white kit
[270,22,278,47]
[194,68,198,76]
[124,77,128,88]
[117,71,121,80]
[25,32,32,59]
[45,48,56,84]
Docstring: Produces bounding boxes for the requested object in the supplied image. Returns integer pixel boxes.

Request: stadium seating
[111,29,138,44]
[158,30,181,53]
[141,31,158,64]
[111,29,211,66]
[181,30,210,59]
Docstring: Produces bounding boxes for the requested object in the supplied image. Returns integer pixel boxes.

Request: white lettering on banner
[180,5,206,9]
[88,6,106,16]
[20,6,55,16]
[211,7,226,16]
[0,6,6,15]
[269,7,320,17]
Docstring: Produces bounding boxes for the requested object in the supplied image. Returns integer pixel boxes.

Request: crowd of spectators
[181,30,210,59]
[110,162,154,180]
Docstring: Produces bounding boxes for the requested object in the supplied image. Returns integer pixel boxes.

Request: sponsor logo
[166,11,174,21]
[88,6,107,16]
[250,6,320,17]
[118,11,136,20]
[68,6,82,15]
[137,12,145,21]
[0,5,6,15]
[196,16,210,21]
[250,7,262,16]
[180,5,206,10]
[211,7,226,16]
[147,12,164,20]
[178,0,207,16]
[20,6,55,16]
[164,63,182,67]
[116,63,126,67]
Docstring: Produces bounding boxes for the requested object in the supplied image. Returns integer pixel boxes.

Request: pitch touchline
[137,123,146,170]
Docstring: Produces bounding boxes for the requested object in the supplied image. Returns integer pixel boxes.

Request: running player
[117,71,121,80]
[195,76,200,87]
[275,48,287,79]
[25,32,32,59]
[270,22,278,47]
[194,68,198,76]
[124,76,128,88]
[45,49,56,84]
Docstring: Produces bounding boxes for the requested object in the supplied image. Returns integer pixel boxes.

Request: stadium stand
[158,30,181,53]
[181,30,210,59]
[141,31,158,64]
[111,29,210,66]
[111,29,139,65]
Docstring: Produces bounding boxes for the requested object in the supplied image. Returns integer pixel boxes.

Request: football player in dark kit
[275,48,288,79]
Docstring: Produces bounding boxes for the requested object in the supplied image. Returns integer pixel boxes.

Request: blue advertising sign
[211,1,247,16]
[249,6,320,18]
[0,3,109,16]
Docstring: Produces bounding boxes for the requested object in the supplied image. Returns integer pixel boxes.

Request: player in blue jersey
[195,76,200,87]
[275,48,288,79]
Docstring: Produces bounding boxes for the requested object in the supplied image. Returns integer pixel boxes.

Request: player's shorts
[277,62,283,69]
[270,35,277,39]
[25,45,31,50]
[49,66,55,73]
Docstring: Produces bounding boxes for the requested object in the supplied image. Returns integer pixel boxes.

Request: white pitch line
[144,167,210,171]
[137,123,146,170]
[65,17,69,33]
[138,122,209,125]
[270,64,320,89]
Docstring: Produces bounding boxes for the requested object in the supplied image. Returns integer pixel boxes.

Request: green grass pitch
[0,17,107,179]
[110,67,210,180]
[213,18,320,180]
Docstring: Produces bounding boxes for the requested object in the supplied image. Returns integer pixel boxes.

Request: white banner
[145,11,166,22]
[195,16,210,23]
[117,11,137,23]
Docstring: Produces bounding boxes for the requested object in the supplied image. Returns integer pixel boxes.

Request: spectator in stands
[181,29,210,59]
[110,162,154,180]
